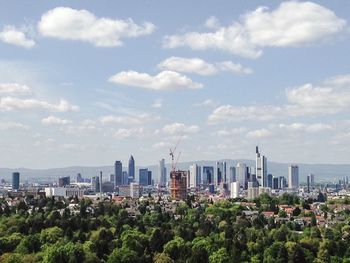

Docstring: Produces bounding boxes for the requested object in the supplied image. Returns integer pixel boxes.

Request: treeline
[0,194,348,262]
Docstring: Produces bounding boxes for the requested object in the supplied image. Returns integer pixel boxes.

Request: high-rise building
[247,181,259,199]
[122,171,128,185]
[130,183,142,198]
[229,166,236,184]
[147,171,152,186]
[12,172,20,190]
[159,159,167,186]
[307,174,311,193]
[189,164,201,188]
[202,166,214,185]
[267,174,273,188]
[91,176,100,192]
[128,156,135,182]
[170,171,187,200]
[279,176,286,189]
[76,173,83,183]
[310,174,315,188]
[110,174,115,183]
[223,162,227,183]
[230,181,240,198]
[58,176,70,187]
[215,162,224,185]
[256,146,267,187]
[288,165,299,189]
[115,161,123,186]
[273,177,279,189]
[139,168,149,186]
[236,163,247,189]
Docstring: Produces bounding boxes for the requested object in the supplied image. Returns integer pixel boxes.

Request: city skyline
[1,1,350,168]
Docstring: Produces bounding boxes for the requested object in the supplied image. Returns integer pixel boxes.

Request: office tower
[115,161,123,186]
[215,162,224,185]
[230,181,240,198]
[110,174,115,183]
[223,162,227,183]
[279,176,286,189]
[310,174,315,188]
[202,166,214,185]
[159,159,167,186]
[58,176,70,187]
[229,166,236,184]
[247,181,259,199]
[236,163,247,189]
[122,171,128,185]
[12,172,20,190]
[147,171,152,186]
[267,174,273,188]
[273,177,279,189]
[139,168,149,186]
[91,176,100,192]
[307,174,311,193]
[128,155,135,182]
[288,165,299,189]
[255,146,267,187]
[189,164,201,188]
[170,171,187,200]
[99,171,103,197]
[76,173,83,183]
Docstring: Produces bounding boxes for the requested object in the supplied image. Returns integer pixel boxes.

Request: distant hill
[0,160,349,184]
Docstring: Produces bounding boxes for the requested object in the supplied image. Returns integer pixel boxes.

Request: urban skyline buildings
[288,165,299,189]
[128,155,135,182]
[114,160,123,186]
[256,146,268,187]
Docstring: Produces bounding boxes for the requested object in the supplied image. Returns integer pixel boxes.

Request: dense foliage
[0,194,349,262]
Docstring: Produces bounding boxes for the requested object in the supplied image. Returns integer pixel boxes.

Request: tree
[153,253,174,263]
[209,248,230,263]
[107,247,139,263]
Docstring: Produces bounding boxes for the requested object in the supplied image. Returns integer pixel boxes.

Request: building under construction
[170,170,187,200]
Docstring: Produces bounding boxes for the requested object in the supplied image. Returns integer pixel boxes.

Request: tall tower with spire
[255,146,267,187]
[128,155,135,183]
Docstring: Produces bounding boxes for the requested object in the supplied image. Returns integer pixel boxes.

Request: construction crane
[170,135,182,172]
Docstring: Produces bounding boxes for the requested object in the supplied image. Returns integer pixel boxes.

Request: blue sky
[0,1,350,168]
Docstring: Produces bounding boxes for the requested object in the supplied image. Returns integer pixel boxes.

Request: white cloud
[41,116,72,125]
[152,141,173,149]
[109,70,203,90]
[205,16,221,29]
[151,99,163,108]
[195,99,219,108]
[209,74,350,123]
[114,127,145,138]
[163,1,346,58]
[278,123,333,133]
[0,26,35,48]
[214,128,247,137]
[0,97,79,112]
[0,83,32,95]
[0,121,29,130]
[157,57,252,75]
[99,114,151,125]
[38,7,155,47]
[246,129,272,139]
[162,122,200,135]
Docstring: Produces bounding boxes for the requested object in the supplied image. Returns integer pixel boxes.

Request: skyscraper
[229,166,236,184]
[230,181,240,198]
[58,176,70,187]
[202,166,214,185]
[159,159,167,186]
[115,160,123,186]
[139,168,149,186]
[267,174,273,188]
[288,165,299,189]
[307,174,311,193]
[236,163,247,189]
[91,176,100,192]
[189,164,201,188]
[12,172,20,190]
[256,146,267,187]
[128,155,135,182]
[215,162,224,185]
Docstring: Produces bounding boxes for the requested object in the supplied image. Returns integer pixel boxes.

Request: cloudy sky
[0,1,350,168]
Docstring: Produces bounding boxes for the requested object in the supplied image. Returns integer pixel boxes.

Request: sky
[0,1,350,168]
